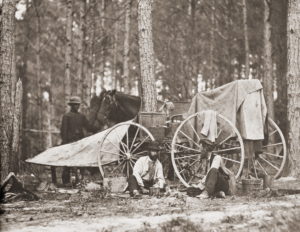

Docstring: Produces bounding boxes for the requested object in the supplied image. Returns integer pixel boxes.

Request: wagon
[98,80,287,187]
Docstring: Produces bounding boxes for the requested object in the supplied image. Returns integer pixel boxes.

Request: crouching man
[190,140,236,199]
[128,141,165,197]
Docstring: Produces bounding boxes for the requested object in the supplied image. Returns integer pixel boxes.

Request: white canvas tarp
[26,121,132,167]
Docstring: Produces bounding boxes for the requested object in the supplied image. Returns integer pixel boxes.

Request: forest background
[1,0,299,181]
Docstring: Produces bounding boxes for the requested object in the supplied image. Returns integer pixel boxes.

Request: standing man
[128,141,165,197]
[51,96,95,185]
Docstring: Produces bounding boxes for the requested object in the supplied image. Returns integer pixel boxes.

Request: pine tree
[138,0,157,112]
[287,0,300,177]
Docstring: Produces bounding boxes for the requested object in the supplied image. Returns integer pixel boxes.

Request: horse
[90,90,142,128]
[89,89,173,130]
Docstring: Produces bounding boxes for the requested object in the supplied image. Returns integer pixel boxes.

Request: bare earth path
[1,192,300,232]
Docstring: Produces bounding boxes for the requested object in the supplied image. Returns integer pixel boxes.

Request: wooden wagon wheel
[98,122,155,178]
[171,112,245,187]
[253,118,287,179]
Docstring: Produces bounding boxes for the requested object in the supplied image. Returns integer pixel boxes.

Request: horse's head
[89,90,109,131]
[99,89,119,119]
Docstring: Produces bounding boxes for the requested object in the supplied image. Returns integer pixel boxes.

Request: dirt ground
[1,189,300,232]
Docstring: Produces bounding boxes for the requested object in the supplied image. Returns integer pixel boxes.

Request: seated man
[128,141,165,197]
[190,140,234,199]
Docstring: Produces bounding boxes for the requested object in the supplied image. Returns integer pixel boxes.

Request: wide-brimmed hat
[147,141,161,152]
[68,96,81,105]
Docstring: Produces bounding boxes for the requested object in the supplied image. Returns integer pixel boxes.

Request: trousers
[205,168,229,196]
[128,175,154,193]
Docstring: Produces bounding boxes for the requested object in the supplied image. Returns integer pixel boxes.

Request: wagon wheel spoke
[130,159,136,167]
[106,137,127,156]
[121,161,127,174]
[262,142,283,148]
[99,150,120,156]
[213,146,241,153]
[129,127,140,151]
[178,130,202,150]
[188,176,195,184]
[174,144,202,154]
[132,135,150,154]
[218,134,233,146]
[127,162,129,177]
[256,159,268,176]
[220,156,241,164]
[269,129,277,137]
[259,156,280,171]
[176,157,203,184]
[126,130,129,151]
[262,152,283,158]
[175,157,201,169]
[260,153,282,169]
[115,130,128,153]
[217,128,223,138]
[187,120,201,142]
[131,150,148,157]
[110,160,125,174]
[129,160,134,170]
[120,141,129,152]
[174,154,200,160]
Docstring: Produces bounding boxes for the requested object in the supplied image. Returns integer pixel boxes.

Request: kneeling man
[128,141,165,197]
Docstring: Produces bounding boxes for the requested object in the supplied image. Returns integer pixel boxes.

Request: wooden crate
[138,112,167,128]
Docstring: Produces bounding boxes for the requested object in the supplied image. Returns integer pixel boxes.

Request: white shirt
[133,156,165,188]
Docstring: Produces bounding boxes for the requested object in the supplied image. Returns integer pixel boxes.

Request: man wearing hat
[128,141,165,197]
[52,96,95,185]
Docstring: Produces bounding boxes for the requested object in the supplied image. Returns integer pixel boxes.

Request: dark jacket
[60,111,94,144]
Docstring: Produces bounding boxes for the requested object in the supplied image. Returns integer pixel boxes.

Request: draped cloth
[186,80,267,140]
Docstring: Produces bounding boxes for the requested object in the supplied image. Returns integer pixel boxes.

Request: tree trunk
[11,79,22,173]
[274,0,288,138]
[209,0,215,87]
[20,0,30,168]
[80,0,90,109]
[226,0,234,82]
[287,0,300,177]
[34,1,43,149]
[65,0,73,110]
[188,0,196,97]
[263,0,275,120]
[242,0,250,79]
[90,0,97,95]
[113,19,119,90]
[123,0,132,94]
[77,0,86,98]
[0,0,17,182]
[138,0,157,112]
[99,0,106,89]
[42,70,52,150]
